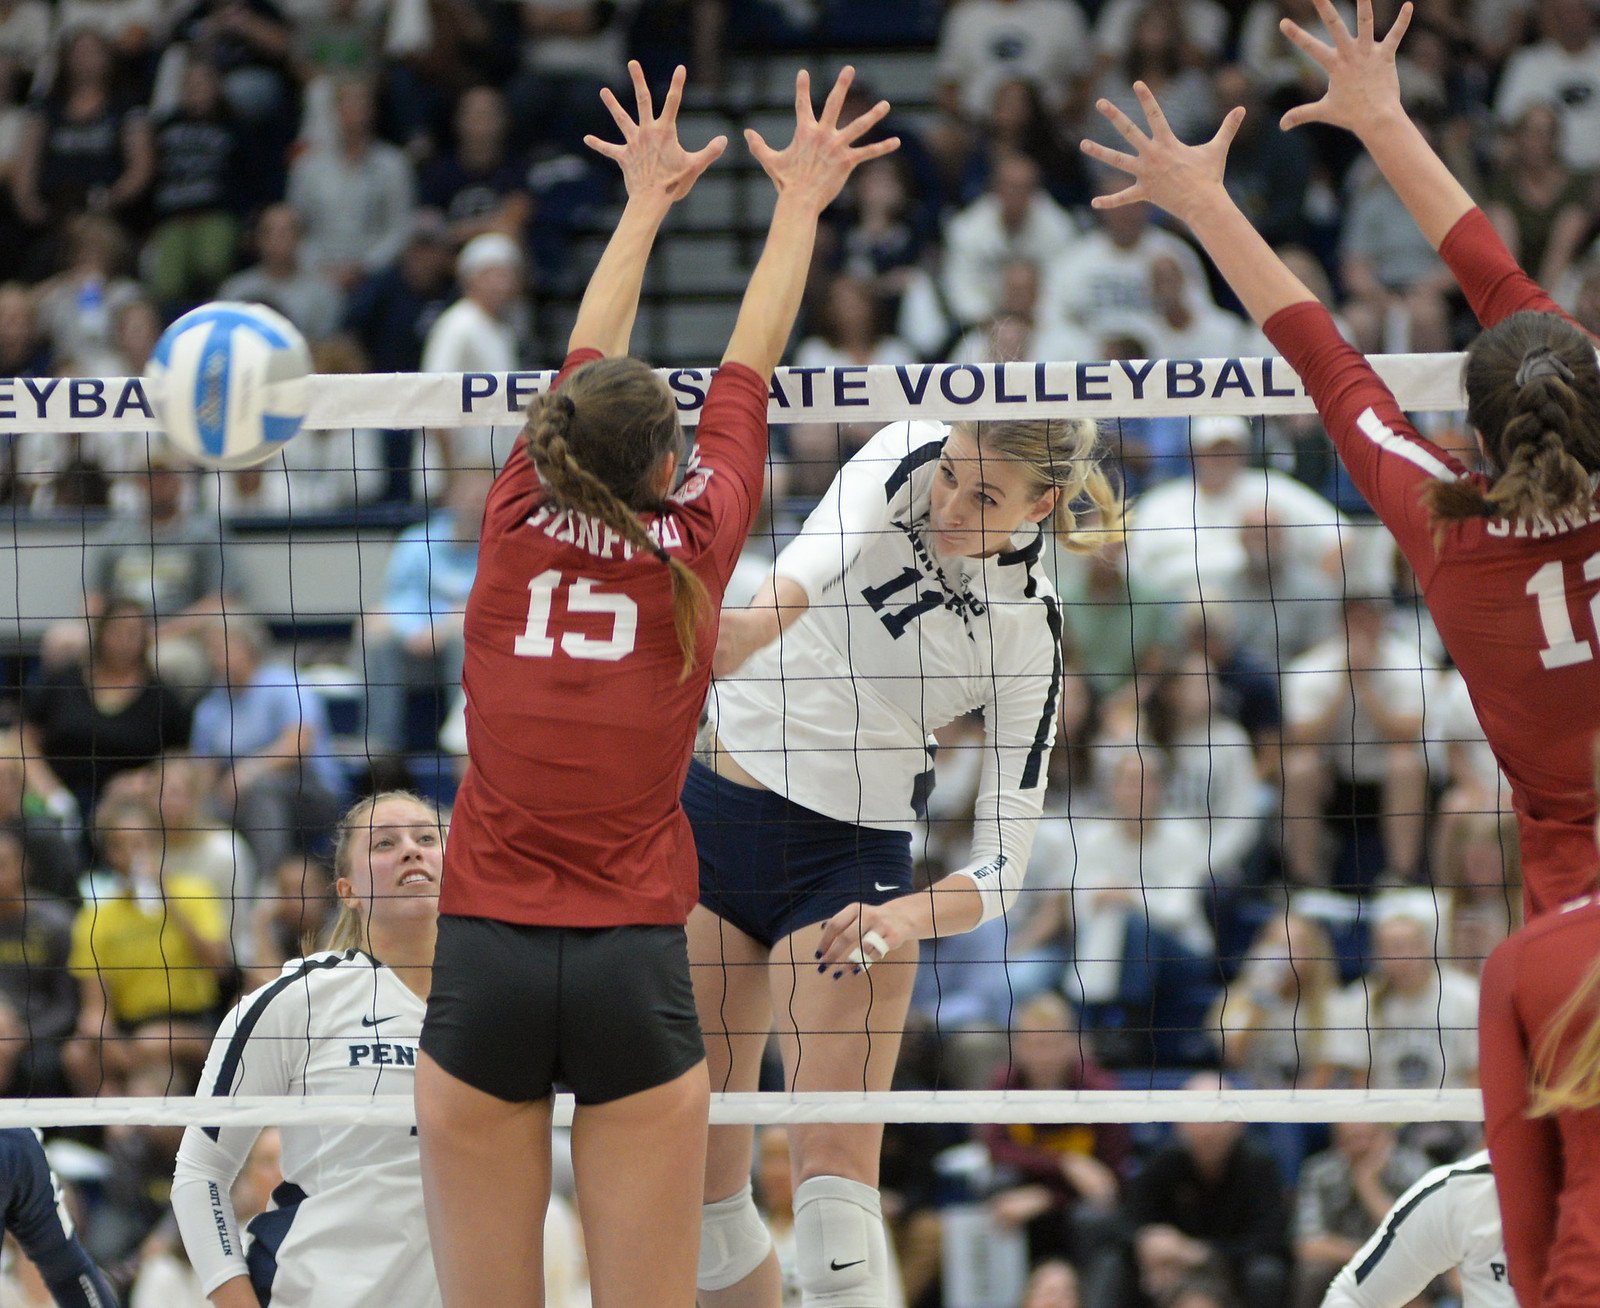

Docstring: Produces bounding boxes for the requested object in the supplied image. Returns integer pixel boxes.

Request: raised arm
[722,67,900,378]
[568,62,728,358]
[1278,0,1472,250]
[1081,84,1317,328]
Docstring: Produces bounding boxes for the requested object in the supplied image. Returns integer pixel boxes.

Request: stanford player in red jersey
[1479,743,1600,1306]
[413,62,900,1308]
[1079,0,1600,921]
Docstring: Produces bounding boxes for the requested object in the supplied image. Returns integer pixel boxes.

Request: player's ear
[335,877,358,910]
[1025,486,1060,525]
[653,448,679,498]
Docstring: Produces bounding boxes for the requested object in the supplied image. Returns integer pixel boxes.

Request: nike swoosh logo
[830,1259,865,1272]
[873,883,897,893]
[361,1015,398,1027]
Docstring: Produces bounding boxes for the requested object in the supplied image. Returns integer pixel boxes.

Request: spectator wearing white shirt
[1040,172,1210,332]
[934,0,1092,123]
[1136,253,1253,359]
[416,231,529,501]
[1086,2,1219,156]
[1238,0,1357,95]
[1320,1152,1511,1308]
[286,74,416,294]
[1282,596,1431,888]
[1093,0,1229,61]
[1124,414,1347,605]
[949,259,1097,365]
[1326,910,1479,1092]
[1210,913,1342,1091]
[506,0,638,153]
[941,151,1079,328]
[1494,0,1600,170]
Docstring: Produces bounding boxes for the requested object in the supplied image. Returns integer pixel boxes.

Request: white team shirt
[171,950,439,1307]
[708,421,1061,924]
[1322,1152,1511,1308]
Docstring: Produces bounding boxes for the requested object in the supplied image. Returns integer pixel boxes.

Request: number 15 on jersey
[515,570,638,662]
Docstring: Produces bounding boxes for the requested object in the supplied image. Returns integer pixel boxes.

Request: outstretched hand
[585,61,727,203]
[1279,0,1413,135]
[746,66,901,213]
[1080,82,1244,228]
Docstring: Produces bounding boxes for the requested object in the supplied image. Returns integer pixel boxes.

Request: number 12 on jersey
[515,569,638,661]
[1527,554,1600,668]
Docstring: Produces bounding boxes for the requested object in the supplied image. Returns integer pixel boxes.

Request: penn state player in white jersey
[1323,1151,1512,1308]
[172,792,443,1308]
[688,415,1120,1307]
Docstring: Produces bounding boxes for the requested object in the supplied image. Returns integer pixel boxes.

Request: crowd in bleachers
[0,0,1566,1303]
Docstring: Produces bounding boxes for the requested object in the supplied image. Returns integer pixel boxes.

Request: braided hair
[523,357,710,677]
[1422,311,1600,539]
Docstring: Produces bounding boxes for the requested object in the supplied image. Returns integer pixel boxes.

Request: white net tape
[0,1089,1484,1128]
[0,351,1468,432]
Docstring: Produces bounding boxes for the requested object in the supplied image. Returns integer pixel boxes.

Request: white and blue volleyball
[145,302,311,469]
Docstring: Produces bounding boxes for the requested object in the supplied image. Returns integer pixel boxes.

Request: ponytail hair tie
[1516,349,1575,388]
[653,543,672,565]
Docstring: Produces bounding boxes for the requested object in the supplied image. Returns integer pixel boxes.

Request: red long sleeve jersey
[1480,898,1600,1306]
[439,351,769,927]
[1263,209,1600,918]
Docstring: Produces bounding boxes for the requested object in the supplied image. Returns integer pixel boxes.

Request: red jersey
[1480,897,1600,1306]
[1263,208,1600,918]
[440,350,769,927]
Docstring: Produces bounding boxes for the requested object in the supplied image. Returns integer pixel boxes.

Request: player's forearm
[723,194,824,377]
[1182,190,1319,327]
[1350,106,1475,251]
[907,874,984,938]
[569,193,673,358]
[209,1277,263,1308]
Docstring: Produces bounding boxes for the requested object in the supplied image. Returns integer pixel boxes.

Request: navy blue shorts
[683,759,914,949]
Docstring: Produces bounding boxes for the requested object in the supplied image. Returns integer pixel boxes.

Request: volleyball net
[0,352,1508,1130]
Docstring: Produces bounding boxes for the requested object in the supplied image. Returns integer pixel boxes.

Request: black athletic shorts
[420,914,705,1105]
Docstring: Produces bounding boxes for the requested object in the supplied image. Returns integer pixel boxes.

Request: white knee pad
[793,1175,891,1308]
[698,1181,774,1293]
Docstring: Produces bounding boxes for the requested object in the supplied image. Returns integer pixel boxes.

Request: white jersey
[1323,1152,1511,1308]
[708,421,1061,924]
[171,950,438,1308]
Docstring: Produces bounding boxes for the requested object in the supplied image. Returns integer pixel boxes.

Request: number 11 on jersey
[1527,554,1600,669]
[515,569,638,661]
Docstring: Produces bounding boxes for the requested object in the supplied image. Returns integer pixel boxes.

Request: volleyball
[144,301,312,469]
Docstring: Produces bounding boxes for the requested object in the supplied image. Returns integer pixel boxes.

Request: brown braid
[523,359,710,678]
[1422,312,1600,543]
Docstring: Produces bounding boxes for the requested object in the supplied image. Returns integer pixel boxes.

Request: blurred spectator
[287,72,415,293]
[1236,0,1356,96]
[942,151,1077,329]
[246,851,335,986]
[1094,0,1230,63]
[217,202,344,343]
[0,822,78,1095]
[59,449,235,689]
[1209,913,1341,1090]
[979,992,1129,1308]
[1053,535,1183,701]
[1292,1121,1429,1308]
[949,258,1097,365]
[1123,415,1346,607]
[1086,1,1218,153]
[88,1061,196,1268]
[10,28,152,275]
[341,209,455,371]
[1023,1259,1082,1308]
[1326,908,1480,1090]
[1216,68,1318,252]
[55,0,163,72]
[63,794,229,1096]
[935,0,1090,127]
[144,54,240,313]
[417,83,533,248]
[1484,102,1591,291]
[381,0,497,153]
[0,3,49,98]
[1211,507,1341,680]
[1494,0,1600,169]
[826,156,927,308]
[1134,252,1252,359]
[957,76,1088,208]
[0,730,82,902]
[1165,1279,1241,1308]
[505,0,634,155]
[1041,171,1210,333]
[149,750,255,954]
[1120,1076,1292,1308]
[1281,596,1431,887]
[33,211,143,374]
[361,466,489,755]
[22,599,191,825]
[290,0,386,154]
[1047,750,1217,1053]
[416,230,528,496]
[189,614,343,876]
[787,274,915,495]
[1141,652,1264,886]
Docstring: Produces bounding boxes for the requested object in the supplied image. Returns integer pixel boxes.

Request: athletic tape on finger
[847,929,891,970]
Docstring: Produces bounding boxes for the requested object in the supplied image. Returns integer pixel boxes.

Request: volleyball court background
[0,353,1500,1300]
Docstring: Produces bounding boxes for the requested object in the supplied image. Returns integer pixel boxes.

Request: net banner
[0,352,1471,433]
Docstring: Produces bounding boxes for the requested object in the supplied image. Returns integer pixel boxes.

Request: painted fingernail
[816,963,826,973]
[852,966,862,976]
[814,950,822,959]
[832,970,843,979]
